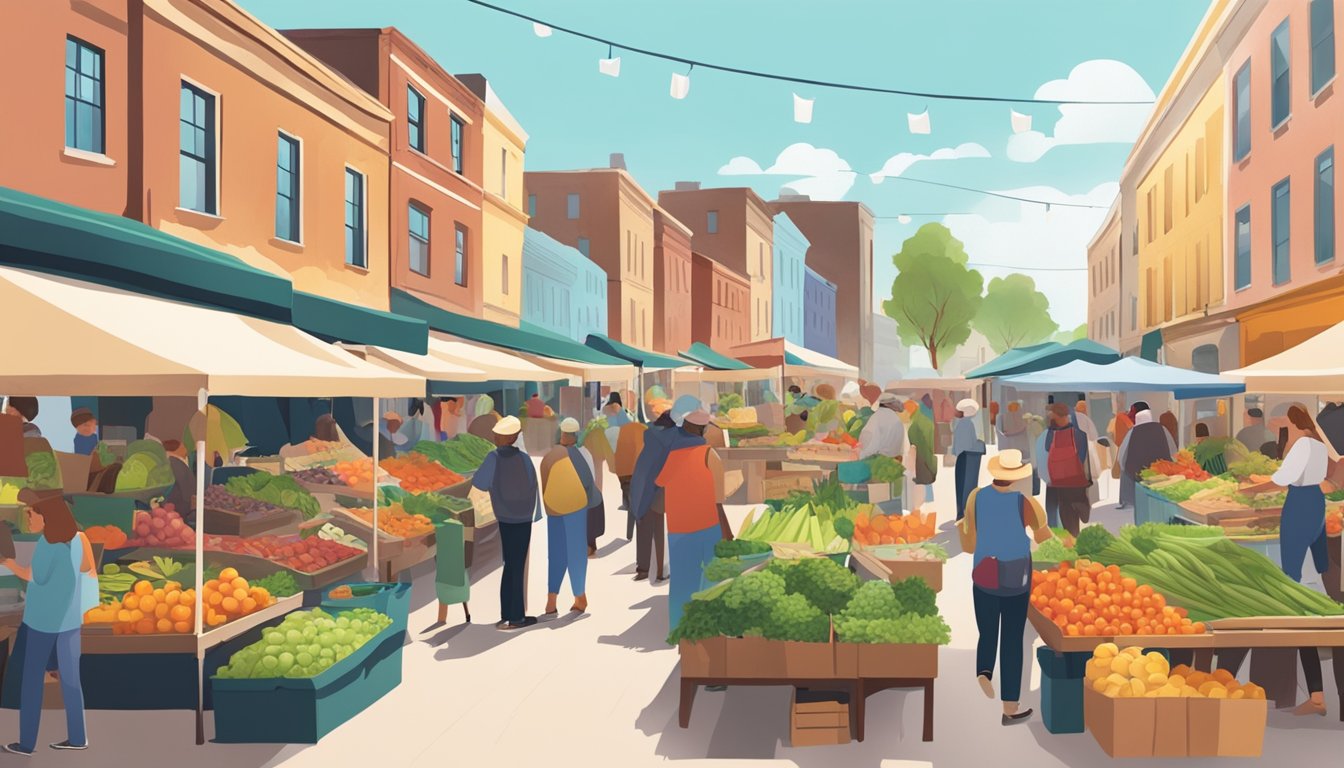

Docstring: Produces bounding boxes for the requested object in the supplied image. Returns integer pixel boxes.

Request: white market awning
[783,341,858,375]
[0,266,424,398]
[429,336,574,384]
[344,342,491,384]
[1225,321,1344,395]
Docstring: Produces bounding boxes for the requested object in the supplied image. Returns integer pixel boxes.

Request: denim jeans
[19,626,86,751]
[547,511,589,597]
[498,521,532,623]
[667,525,721,635]
[972,588,1030,702]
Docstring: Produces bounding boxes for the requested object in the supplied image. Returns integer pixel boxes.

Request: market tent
[292,291,428,354]
[998,357,1245,400]
[680,342,752,370]
[885,376,977,392]
[1224,321,1344,394]
[517,351,637,383]
[341,343,491,384]
[427,336,573,385]
[783,341,858,375]
[967,339,1121,379]
[0,265,424,397]
[584,333,690,370]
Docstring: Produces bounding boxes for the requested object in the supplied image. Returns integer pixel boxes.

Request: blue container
[837,461,871,485]
[211,621,405,743]
[1037,646,1087,734]
[318,582,412,637]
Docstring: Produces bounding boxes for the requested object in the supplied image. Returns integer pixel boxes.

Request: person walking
[656,410,727,633]
[613,418,648,538]
[541,419,599,618]
[1110,404,1136,508]
[952,398,986,521]
[1117,403,1176,514]
[471,416,541,631]
[857,392,905,461]
[3,491,95,755]
[1035,404,1094,535]
[629,396,703,581]
[1073,401,1102,508]
[997,401,1029,455]
[957,450,1052,726]
[1158,410,1180,445]
[905,400,938,511]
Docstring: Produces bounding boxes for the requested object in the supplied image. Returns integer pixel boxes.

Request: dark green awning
[0,185,291,321]
[584,333,689,369]
[679,342,751,370]
[292,292,427,354]
[390,288,627,366]
[1141,330,1164,362]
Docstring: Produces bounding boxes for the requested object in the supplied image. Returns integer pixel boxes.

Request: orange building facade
[691,252,750,349]
[653,206,694,354]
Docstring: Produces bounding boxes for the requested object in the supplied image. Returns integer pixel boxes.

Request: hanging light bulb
[599,44,621,77]
[532,22,553,37]
[671,64,692,99]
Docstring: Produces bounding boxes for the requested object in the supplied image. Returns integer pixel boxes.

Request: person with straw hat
[951,398,986,521]
[540,418,599,618]
[957,449,1053,727]
[472,415,541,630]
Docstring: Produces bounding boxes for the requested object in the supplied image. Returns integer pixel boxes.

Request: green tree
[881,223,983,370]
[1052,323,1088,344]
[972,273,1059,354]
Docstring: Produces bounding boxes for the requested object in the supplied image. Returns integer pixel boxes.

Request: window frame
[274,131,302,243]
[1270,18,1292,130]
[1234,203,1252,291]
[1316,147,1335,265]
[344,166,368,269]
[577,237,590,258]
[454,223,468,287]
[407,85,426,153]
[449,114,464,174]
[1311,0,1336,96]
[707,210,719,234]
[64,36,105,155]
[1271,177,1292,286]
[1233,60,1252,162]
[566,193,580,220]
[528,194,537,217]
[408,201,431,277]
[178,78,219,215]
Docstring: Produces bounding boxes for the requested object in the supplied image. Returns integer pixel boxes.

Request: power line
[967,262,1088,272]
[857,172,1111,209]
[467,0,1155,106]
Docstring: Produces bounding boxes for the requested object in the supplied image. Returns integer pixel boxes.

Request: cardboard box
[1084,687,1156,758]
[678,637,726,678]
[782,640,835,678]
[1187,697,1267,758]
[790,688,850,747]
[1152,697,1188,757]
[857,643,939,678]
[724,636,785,678]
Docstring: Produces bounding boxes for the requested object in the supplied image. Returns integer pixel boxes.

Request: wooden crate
[790,688,850,747]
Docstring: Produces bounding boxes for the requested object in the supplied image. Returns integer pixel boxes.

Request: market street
[2,451,1336,768]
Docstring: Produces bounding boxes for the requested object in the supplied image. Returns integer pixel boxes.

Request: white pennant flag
[907,110,931,134]
[532,22,552,37]
[792,93,814,124]
[599,56,622,77]
[670,72,691,99]
[897,215,912,224]
[1010,109,1032,134]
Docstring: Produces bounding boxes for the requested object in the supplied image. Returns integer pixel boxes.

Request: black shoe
[3,743,33,756]
[634,572,648,582]
[706,685,728,692]
[494,620,510,630]
[1002,708,1034,726]
[502,616,538,630]
[50,741,88,751]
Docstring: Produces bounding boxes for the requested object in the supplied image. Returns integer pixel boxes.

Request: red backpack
[1047,427,1089,488]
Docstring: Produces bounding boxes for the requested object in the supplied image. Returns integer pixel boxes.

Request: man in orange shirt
[613,419,648,539]
[656,410,727,633]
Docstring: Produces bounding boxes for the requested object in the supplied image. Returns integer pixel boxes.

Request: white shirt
[858,407,905,460]
[1272,437,1329,487]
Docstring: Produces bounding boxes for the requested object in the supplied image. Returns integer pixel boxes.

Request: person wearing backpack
[472,416,542,631]
[540,419,600,618]
[956,449,1053,727]
[1035,403,1094,535]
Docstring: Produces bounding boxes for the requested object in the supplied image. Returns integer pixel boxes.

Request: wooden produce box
[782,640,835,678]
[850,548,943,592]
[678,637,727,677]
[724,636,786,678]
[203,505,296,538]
[790,688,851,747]
[1187,697,1267,758]
[762,470,823,501]
[1084,687,1156,758]
[834,642,938,678]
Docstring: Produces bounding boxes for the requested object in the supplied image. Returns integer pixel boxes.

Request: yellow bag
[543,457,588,515]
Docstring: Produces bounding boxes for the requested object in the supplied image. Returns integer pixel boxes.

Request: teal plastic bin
[319,582,412,637]
[211,620,404,744]
[1037,646,1087,734]
[837,461,871,485]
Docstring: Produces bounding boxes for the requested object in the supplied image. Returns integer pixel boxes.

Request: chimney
[674,181,701,191]
[609,153,626,170]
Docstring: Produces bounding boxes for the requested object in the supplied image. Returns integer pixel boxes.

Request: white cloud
[1007,59,1156,163]
[716,142,855,200]
[869,142,991,183]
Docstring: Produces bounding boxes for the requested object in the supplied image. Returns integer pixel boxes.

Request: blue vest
[971,488,1031,570]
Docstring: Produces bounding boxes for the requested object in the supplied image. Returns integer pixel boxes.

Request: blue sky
[246,0,1209,330]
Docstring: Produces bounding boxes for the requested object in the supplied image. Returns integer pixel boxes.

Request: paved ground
[1,450,1341,767]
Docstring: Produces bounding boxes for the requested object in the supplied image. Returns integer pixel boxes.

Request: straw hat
[957,398,980,416]
[987,449,1033,482]
[493,415,522,436]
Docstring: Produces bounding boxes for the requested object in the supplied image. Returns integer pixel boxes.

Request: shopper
[472,416,541,630]
[6,397,41,438]
[1235,408,1273,453]
[905,400,938,511]
[1110,404,1136,508]
[628,398,702,582]
[1117,403,1176,513]
[1158,410,1179,445]
[69,409,99,456]
[956,449,1051,727]
[603,393,632,428]
[858,393,905,461]
[951,398,985,521]
[1035,404,1093,535]
[3,490,94,755]
[540,419,599,617]
[997,401,1029,456]
[467,395,501,442]
[613,418,648,538]
[656,410,726,634]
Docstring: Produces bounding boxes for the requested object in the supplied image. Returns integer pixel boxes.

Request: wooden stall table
[716,447,793,504]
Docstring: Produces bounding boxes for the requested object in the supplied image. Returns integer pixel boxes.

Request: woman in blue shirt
[2,490,95,755]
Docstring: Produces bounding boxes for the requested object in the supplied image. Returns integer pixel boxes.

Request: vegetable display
[413,433,494,474]
[23,450,61,491]
[1032,538,1077,564]
[737,479,858,553]
[379,453,465,493]
[1031,561,1205,637]
[714,539,772,558]
[1087,644,1265,700]
[1073,525,1116,561]
[224,473,321,520]
[834,579,950,644]
[717,392,746,413]
[865,454,906,484]
[251,570,301,598]
[865,542,947,563]
[215,607,392,680]
[1142,451,1211,482]
[115,440,174,491]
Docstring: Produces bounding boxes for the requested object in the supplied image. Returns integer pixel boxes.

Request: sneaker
[494,620,510,630]
[3,743,33,756]
[50,741,88,751]
[1002,708,1034,726]
[502,616,538,631]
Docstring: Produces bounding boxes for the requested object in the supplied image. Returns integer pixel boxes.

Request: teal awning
[679,342,752,370]
[967,339,1121,379]
[390,288,627,366]
[584,334,689,369]
[1141,330,1164,362]
[0,185,292,321]
[784,351,809,366]
[292,292,427,354]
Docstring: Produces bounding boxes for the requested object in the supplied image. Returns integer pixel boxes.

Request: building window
[528,194,537,217]
[567,193,580,219]
[577,237,590,258]
[502,254,509,295]
[454,224,468,286]
[1272,178,1291,284]
[64,37,104,154]
[500,148,508,197]
[179,82,217,214]
[1319,147,1336,264]
[1145,189,1155,242]
[1234,204,1252,290]
[1194,138,1206,203]
[1271,19,1292,128]
[408,203,430,276]
[1162,165,1173,233]
[1233,60,1251,161]
[344,168,366,268]
[707,211,718,234]
[450,115,464,173]
[1312,0,1336,94]
[275,133,300,242]
[407,86,425,152]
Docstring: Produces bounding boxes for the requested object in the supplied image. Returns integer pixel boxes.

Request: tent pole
[194,387,207,746]
[371,395,380,581]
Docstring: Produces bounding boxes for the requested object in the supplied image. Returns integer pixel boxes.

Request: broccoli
[667,598,723,644]
[1073,524,1117,560]
[839,580,901,620]
[775,557,859,615]
[890,576,938,617]
[833,517,855,541]
[763,593,830,642]
[714,539,772,558]
[718,570,786,636]
[703,557,748,584]
[836,613,951,644]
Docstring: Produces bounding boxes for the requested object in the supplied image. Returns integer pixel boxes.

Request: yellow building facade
[1136,74,1226,337]
[471,78,528,327]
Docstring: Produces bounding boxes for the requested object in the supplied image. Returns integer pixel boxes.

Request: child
[70,408,99,456]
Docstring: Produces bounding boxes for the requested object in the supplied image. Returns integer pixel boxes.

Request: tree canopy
[972,273,1059,354]
[1052,323,1089,344]
[881,223,983,370]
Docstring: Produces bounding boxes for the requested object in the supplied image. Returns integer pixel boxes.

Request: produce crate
[1186,697,1267,757]
[1037,646,1087,734]
[790,688,851,747]
[724,636,786,678]
[1084,687,1157,758]
[70,495,137,535]
[1153,698,1188,758]
[762,470,822,501]
[203,505,296,538]
[319,582,412,638]
[678,637,726,678]
[854,548,943,592]
[782,640,835,678]
[834,642,937,678]
[211,620,404,743]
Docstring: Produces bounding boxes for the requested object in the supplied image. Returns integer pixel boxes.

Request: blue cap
[670,395,703,426]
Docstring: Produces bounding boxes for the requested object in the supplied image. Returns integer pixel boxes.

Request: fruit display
[853,510,937,546]
[251,570,301,599]
[203,534,365,574]
[105,579,198,635]
[1031,561,1206,637]
[126,501,195,549]
[332,459,378,492]
[412,433,494,474]
[315,521,368,551]
[290,467,343,486]
[214,607,392,680]
[379,453,465,493]
[343,504,434,540]
[203,485,290,522]
[1086,644,1265,700]
[224,473,320,519]
[198,567,275,628]
[115,440,174,491]
[283,441,367,473]
[83,524,128,549]
[297,438,346,455]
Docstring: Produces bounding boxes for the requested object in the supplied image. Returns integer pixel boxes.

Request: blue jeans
[972,588,1029,703]
[547,511,589,597]
[19,626,86,751]
[1281,485,1328,583]
[667,525,720,636]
